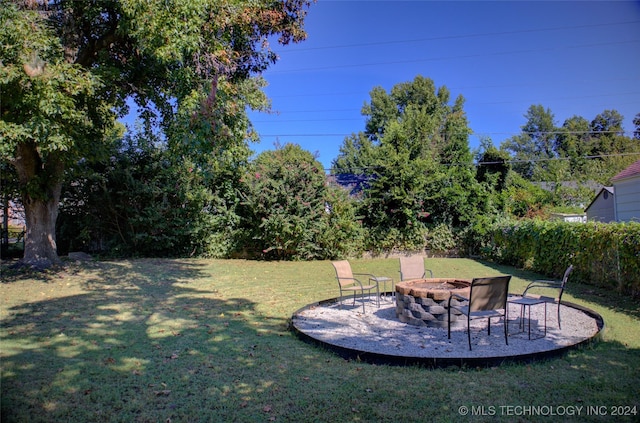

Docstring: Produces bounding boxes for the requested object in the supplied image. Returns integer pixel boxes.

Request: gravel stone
[292,298,601,359]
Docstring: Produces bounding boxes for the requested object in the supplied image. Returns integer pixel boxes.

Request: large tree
[502,106,640,185]
[501,105,558,179]
[0,0,312,268]
[334,76,478,249]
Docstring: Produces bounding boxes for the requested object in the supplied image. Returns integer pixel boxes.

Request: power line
[257,130,637,138]
[476,152,640,166]
[266,77,640,99]
[253,118,363,123]
[278,20,640,53]
[269,39,640,74]
[325,151,640,173]
[252,100,640,123]
[254,92,639,116]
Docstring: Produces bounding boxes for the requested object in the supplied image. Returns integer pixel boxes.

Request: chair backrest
[399,256,425,280]
[468,275,512,312]
[561,265,574,288]
[555,264,574,301]
[332,260,354,287]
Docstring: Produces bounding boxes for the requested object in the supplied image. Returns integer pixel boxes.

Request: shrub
[240,144,330,260]
[317,186,367,259]
[424,223,457,253]
[480,219,640,296]
[58,133,238,258]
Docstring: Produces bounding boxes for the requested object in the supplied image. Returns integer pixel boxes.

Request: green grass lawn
[1,258,639,422]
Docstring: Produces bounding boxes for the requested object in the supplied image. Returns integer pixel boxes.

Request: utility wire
[325,151,640,173]
[251,89,639,117]
[278,20,640,53]
[265,77,640,99]
[268,40,640,74]
[257,130,637,138]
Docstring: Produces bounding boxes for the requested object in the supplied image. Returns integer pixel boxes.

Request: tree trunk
[13,142,64,268]
[22,190,62,268]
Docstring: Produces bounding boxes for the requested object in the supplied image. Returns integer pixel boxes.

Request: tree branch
[74,26,121,67]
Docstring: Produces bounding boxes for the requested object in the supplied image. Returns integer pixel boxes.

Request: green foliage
[502,172,553,218]
[360,123,433,250]
[0,3,111,179]
[166,76,267,258]
[1,0,313,267]
[502,104,640,189]
[317,186,367,259]
[424,223,457,253]
[331,132,376,174]
[240,144,329,260]
[481,219,640,296]
[476,138,510,191]
[58,131,234,258]
[334,76,481,251]
[59,139,367,260]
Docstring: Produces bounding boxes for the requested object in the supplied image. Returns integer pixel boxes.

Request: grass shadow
[0,259,300,422]
[2,258,639,422]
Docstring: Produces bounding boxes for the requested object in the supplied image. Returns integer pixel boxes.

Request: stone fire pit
[395,278,471,328]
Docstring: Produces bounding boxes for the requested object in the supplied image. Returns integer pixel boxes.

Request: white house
[611,159,640,222]
[585,187,615,223]
[550,212,586,223]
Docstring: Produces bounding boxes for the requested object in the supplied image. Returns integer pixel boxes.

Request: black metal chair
[522,265,573,329]
[448,275,512,351]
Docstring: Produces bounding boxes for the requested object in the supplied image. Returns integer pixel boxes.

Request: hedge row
[482,219,640,297]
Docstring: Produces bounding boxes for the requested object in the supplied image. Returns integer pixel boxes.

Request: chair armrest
[398,270,434,279]
[353,272,386,282]
[338,276,366,289]
[448,292,468,307]
[522,280,562,296]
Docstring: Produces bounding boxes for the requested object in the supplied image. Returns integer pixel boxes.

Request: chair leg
[447,306,452,339]
[504,308,509,346]
[557,303,562,330]
[467,315,472,351]
[361,289,369,314]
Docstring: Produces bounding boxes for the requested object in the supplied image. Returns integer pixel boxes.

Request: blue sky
[247,1,640,170]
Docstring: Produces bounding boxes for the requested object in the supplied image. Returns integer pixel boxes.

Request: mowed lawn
[1,258,639,422]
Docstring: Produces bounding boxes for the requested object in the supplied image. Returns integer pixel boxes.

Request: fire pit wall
[395,279,471,328]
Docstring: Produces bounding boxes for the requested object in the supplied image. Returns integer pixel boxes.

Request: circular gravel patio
[291,295,604,367]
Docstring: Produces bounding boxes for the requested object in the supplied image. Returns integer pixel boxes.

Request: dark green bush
[58,134,234,258]
[240,144,367,260]
[481,219,640,296]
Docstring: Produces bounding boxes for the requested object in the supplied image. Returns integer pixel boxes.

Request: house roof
[611,159,640,182]
[584,186,614,212]
[326,173,374,196]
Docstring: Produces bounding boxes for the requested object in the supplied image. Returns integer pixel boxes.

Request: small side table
[508,296,547,339]
[371,276,394,302]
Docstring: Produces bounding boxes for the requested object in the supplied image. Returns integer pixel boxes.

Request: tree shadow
[0,259,304,422]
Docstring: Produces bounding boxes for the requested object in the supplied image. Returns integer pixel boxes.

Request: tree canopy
[0,0,312,268]
[332,76,481,250]
[501,105,640,186]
